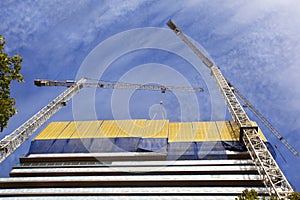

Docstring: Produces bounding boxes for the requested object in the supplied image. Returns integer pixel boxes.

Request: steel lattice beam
[0,78,87,164]
[34,79,204,93]
[167,19,294,198]
[243,129,293,197]
[231,84,299,157]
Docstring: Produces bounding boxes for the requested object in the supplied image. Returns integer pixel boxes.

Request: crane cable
[227,80,299,157]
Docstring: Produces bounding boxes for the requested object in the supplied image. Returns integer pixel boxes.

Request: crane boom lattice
[231,82,299,157]
[0,78,203,165]
[34,79,204,92]
[167,19,294,198]
[0,20,296,199]
[0,78,87,164]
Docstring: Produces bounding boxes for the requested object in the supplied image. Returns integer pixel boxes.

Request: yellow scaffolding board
[80,120,103,138]
[251,121,267,142]
[69,121,84,139]
[229,121,241,140]
[117,120,146,137]
[131,120,146,137]
[142,120,169,138]
[34,120,268,142]
[34,122,69,140]
[215,121,239,141]
[69,121,103,139]
[192,121,220,142]
[168,122,193,142]
[94,120,121,138]
[57,122,77,139]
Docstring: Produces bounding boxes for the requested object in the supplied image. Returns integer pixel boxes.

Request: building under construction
[0,119,269,199]
[0,20,296,199]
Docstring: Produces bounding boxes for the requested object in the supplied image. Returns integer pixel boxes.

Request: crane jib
[166,19,294,198]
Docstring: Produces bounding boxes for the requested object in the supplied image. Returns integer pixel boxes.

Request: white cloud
[1,1,83,51]
[1,0,300,190]
[1,0,144,52]
[93,0,143,27]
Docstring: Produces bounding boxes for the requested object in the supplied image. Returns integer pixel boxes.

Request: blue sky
[1,0,300,191]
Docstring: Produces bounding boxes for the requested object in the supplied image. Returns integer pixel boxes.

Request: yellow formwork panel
[80,120,103,138]
[117,120,146,137]
[116,120,142,137]
[215,121,239,141]
[57,122,78,139]
[116,120,132,137]
[251,121,267,142]
[192,122,220,142]
[35,120,267,142]
[70,121,103,139]
[69,121,84,139]
[168,122,193,142]
[34,122,56,140]
[142,120,169,138]
[34,122,69,140]
[228,121,267,142]
[131,120,146,137]
[94,120,121,138]
[229,121,241,140]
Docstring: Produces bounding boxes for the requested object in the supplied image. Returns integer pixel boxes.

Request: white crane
[167,20,295,198]
[0,78,203,164]
[227,80,298,157]
[0,20,297,198]
[34,78,204,92]
[0,78,86,164]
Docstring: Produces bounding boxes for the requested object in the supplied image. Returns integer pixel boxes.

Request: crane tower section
[0,78,87,164]
[167,20,255,139]
[0,78,203,165]
[167,20,293,198]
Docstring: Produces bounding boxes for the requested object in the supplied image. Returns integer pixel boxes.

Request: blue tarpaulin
[137,138,167,153]
[89,138,115,152]
[113,137,141,152]
[167,142,197,160]
[62,139,89,153]
[29,138,275,160]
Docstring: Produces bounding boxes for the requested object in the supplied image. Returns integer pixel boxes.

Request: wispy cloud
[1,0,300,191]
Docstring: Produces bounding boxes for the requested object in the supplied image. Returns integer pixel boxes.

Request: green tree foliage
[0,35,23,132]
[236,189,260,200]
[288,192,300,200]
[236,189,300,200]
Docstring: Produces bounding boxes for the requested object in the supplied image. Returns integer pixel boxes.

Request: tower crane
[0,20,296,198]
[34,78,204,92]
[0,78,86,165]
[227,81,299,157]
[0,78,203,164]
[167,20,295,198]
[38,77,296,157]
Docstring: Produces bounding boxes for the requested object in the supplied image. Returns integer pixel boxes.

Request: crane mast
[167,20,294,198]
[0,20,296,198]
[167,20,254,138]
[229,81,299,157]
[0,78,87,164]
[0,78,203,165]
